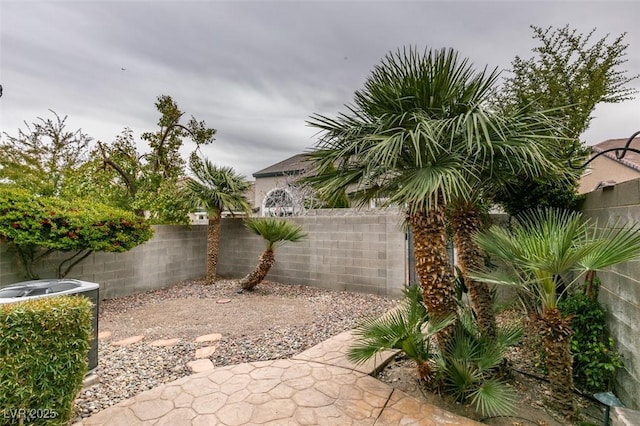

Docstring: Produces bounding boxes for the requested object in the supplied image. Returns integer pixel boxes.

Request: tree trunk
[240,248,275,291]
[451,201,497,340]
[539,308,575,414]
[416,360,432,382]
[407,205,457,351]
[206,212,221,285]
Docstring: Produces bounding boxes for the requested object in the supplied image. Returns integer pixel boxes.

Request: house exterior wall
[253,175,289,213]
[579,154,640,194]
[581,177,640,409]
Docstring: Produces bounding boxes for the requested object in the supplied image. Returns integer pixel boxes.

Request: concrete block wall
[0,225,208,300]
[217,211,407,297]
[581,178,640,409]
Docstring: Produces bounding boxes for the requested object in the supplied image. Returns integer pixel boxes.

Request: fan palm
[471,208,640,413]
[182,158,251,284]
[305,46,559,349]
[348,285,455,380]
[450,198,498,339]
[434,306,523,417]
[239,217,307,291]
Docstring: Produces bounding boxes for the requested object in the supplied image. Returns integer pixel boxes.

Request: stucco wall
[579,154,640,194]
[581,178,640,409]
[253,175,290,214]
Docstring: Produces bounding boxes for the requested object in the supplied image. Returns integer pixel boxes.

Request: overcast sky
[1,1,639,180]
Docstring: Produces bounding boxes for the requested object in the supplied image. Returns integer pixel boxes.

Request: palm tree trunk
[416,360,432,381]
[240,248,275,291]
[539,308,575,414]
[408,205,457,350]
[451,201,497,340]
[206,212,221,285]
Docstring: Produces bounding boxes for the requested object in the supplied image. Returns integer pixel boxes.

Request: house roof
[253,153,311,178]
[591,138,640,172]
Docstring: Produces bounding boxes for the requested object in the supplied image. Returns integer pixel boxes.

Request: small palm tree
[471,208,640,413]
[182,158,251,284]
[349,285,455,381]
[349,287,519,417]
[239,217,307,291]
[434,306,522,417]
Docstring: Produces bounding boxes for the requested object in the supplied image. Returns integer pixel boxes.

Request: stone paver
[186,359,214,373]
[111,335,144,346]
[97,331,112,340]
[149,338,180,347]
[81,331,483,426]
[82,357,482,425]
[195,345,217,358]
[293,330,398,375]
[376,389,482,425]
[195,333,222,343]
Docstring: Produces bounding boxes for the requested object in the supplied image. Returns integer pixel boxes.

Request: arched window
[262,188,296,217]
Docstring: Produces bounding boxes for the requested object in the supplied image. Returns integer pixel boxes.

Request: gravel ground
[73,278,398,421]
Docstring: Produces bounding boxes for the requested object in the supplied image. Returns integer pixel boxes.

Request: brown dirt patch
[100,295,313,341]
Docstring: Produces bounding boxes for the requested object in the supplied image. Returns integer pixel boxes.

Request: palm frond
[579,221,640,271]
[469,379,516,417]
[244,218,307,249]
[183,157,251,215]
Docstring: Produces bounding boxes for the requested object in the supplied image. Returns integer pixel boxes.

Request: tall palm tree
[472,208,640,413]
[183,158,251,284]
[239,217,307,291]
[449,198,497,339]
[305,46,558,349]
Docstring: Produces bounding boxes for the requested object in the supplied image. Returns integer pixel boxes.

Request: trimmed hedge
[0,296,92,425]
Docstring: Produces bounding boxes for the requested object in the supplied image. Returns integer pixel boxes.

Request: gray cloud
[2,1,639,178]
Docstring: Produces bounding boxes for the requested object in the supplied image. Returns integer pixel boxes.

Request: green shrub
[0,186,154,278]
[0,296,92,425]
[558,285,623,392]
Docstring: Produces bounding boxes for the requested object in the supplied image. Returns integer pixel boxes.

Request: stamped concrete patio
[80,331,482,425]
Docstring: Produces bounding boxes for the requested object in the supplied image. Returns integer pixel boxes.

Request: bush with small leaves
[0,296,92,425]
[0,186,153,278]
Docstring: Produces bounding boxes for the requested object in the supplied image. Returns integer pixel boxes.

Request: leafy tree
[239,217,306,291]
[305,46,558,349]
[182,157,251,284]
[495,25,639,215]
[0,110,92,196]
[472,208,640,413]
[71,95,217,223]
[0,187,153,279]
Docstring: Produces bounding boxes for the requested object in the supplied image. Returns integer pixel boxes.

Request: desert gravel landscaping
[73,278,398,420]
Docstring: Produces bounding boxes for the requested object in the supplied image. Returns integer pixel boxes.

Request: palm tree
[450,198,498,340]
[349,285,454,381]
[472,208,640,413]
[349,286,520,417]
[435,306,522,417]
[305,46,558,349]
[239,217,307,291]
[182,158,251,284]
